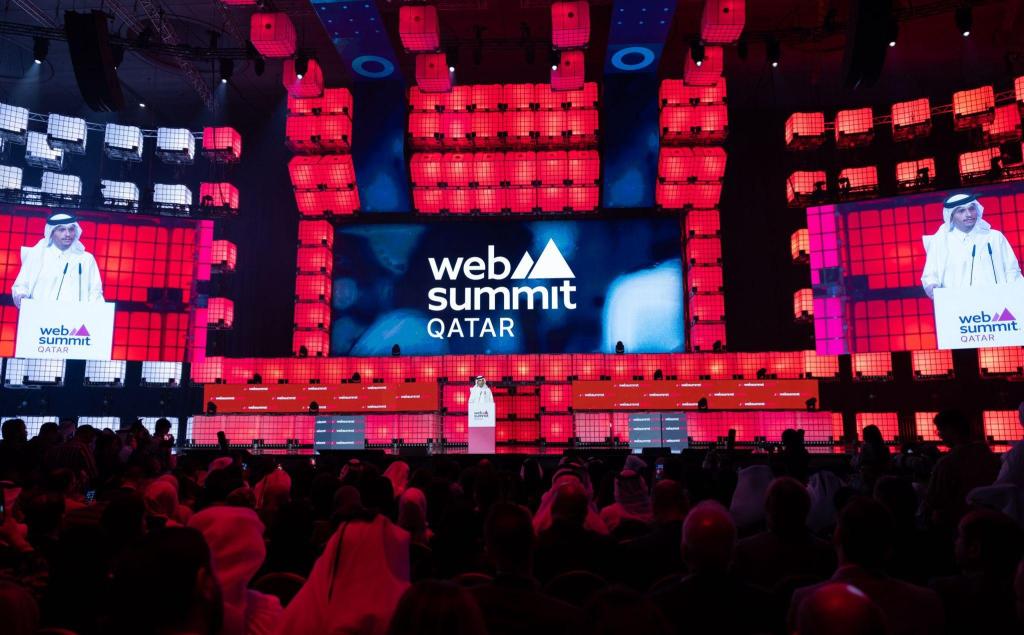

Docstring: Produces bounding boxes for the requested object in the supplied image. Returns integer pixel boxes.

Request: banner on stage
[933,281,1024,349]
[314,416,366,450]
[203,383,439,414]
[572,379,819,411]
[16,299,115,360]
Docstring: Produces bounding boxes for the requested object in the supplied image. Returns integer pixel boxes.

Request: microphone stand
[55,262,69,300]
[987,243,998,283]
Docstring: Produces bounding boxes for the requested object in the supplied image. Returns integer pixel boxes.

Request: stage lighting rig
[219,58,234,84]
[766,37,780,68]
[955,5,972,37]
[691,40,706,67]
[295,52,309,79]
[33,37,48,64]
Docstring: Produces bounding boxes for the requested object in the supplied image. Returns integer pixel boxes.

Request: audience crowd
[0,406,1023,635]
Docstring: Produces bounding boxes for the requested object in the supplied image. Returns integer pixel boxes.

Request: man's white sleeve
[86,254,104,302]
[11,260,30,298]
[997,233,1023,284]
[921,235,942,289]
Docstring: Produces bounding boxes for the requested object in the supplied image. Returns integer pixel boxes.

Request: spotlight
[551,64,558,71]
[309,401,319,414]
[766,37,780,68]
[295,52,309,79]
[697,397,709,411]
[206,400,217,415]
[445,45,459,74]
[139,102,146,108]
[888,20,898,47]
[955,6,972,37]
[351,372,361,383]
[691,40,705,67]
[219,58,234,84]
[653,369,664,380]
[33,37,48,64]
[805,397,817,411]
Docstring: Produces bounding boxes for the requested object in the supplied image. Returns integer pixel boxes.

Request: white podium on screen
[468,402,496,454]
[15,299,115,360]
[933,281,1024,350]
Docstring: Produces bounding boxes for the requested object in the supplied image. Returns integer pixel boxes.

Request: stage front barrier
[933,281,1024,350]
[16,299,115,360]
[469,400,496,454]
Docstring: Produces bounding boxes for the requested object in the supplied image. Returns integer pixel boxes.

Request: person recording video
[11,211,104,307]
[921,192,1022,299]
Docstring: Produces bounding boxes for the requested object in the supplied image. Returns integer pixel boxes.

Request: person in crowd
[534,478,613,583]
[873,475,934,585]
[776,428,811,482]
[0,419,29,481]
[109,527,223,635]
[471,502,583,635]
[793,583,887,635]
[533,464,608,535]
[44,423,98,483]
[189,506,282,635]
[277,510,409,635]
[729,464,775,534]
[790,497,944,635]
[143,479,190,528]
[384,461,410,499]
[581,587,672,635]
[599,468,653,537]
[852,425,891,493]
[734,476,835,590]
[254,466,291,519]
[929,509,1023,633]
[387,580,488,635]
[618,479,688,590]
[924,409,1000,532]
[397,487,433,547]
[653,500,770,634]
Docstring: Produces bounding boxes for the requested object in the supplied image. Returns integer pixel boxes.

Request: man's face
[950,202,980,233]
[52,224,77,250]
[476,378,485,387]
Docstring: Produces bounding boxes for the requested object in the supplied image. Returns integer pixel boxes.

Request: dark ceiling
[0,0,1020,129]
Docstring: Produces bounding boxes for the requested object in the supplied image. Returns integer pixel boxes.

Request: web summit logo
[957,308,1019,344]
[37,324,92,352]
[426,239,577,339]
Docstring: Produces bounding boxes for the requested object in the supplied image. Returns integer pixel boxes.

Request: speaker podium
[468,401,496,454]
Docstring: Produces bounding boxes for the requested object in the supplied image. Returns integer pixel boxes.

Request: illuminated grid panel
[551,1,590,49]
[660,147,728,183]
[983,411,1021,443]
[688,265,723,294]
[701,0,745,43]
[574,412,612,442]
[77,416,120,431]
[791,228,809,260]
[890,98,931,141]
[686,411,842,451]
[251,12,296,58]
[837,166,878,196]
[786,171,826,205]
[365,415,440,444]
[856,412,899,442]
[84,360,126,384]
[784,112,825,148]
[110,312,191,362]
[981,104,1021,142]
[802,351,840,378]
[550,50,585,92]
[660,104,729,141]
[977,347,1024,376]
[690,323,726,352]
[211,240,237,271]
[571,354,607,380]
[958,147,1002,180]
[190,415,314,445]
[660,80,727,107]
[201,126,242,163]
[852,352,893,379]
[811,185,1024,354]
[896,158,936,189]
[497,418,540,443]
[951,85,996,129]
[911,349,953,378]
[1017,76,1024,105]
[508,355,540,381]
[540,354,572,381]
[398,5,440,52]
[540,415,573,443]
[683,46,724,86]
[685,237,722,265]
[834,108,874,147]
[4,358,65,385]
[914,411,940,442]
[690,293,725,323]
[540,383,572,412]
[794,289,813,319]
[141,362,182,384]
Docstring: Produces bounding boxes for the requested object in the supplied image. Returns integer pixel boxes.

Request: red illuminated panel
[690,323,726,352]
[296,245,332,274]
[289,155,356,191]
[415,53,451,93]
[292,330,328,357]
[786,171,826,205]
[204,383,439,414]
[660,80,727,107]
[410,153,443,187]
[855,412,899,441]
[199,183,239,211]
[201,127,242,162]
[294,274,331,302]
[794,289,813,319]
[685,209,721,237]
[282,58,324,99]
[690,293,725,323]
[977,347,1024,376]
[294,302,330,329]
[952,85,996,129]
[852,352,893,379]
[571,379,819,411]
[660,105,728,140]
[503,84,536,111]
[784,112,825,148]
[687,265,723,294]
[297,220,333,248]
[684,237,722,265]
[701,0,745,43]
[207,297,234,328]
[190,416,315,445]
[551,1,590,49]
[914,412,940,442]
[981,104,1022,143]
[791,228,809,260]
[294,190,359,217]
[890,98,931,141]
[837,166,878,197]
[660,147,727,182]
[683,46,724,86]
[895,158,936,190]
[686,411,842,449]
[211,240,237,271]
[958,147,1002,180]
[834,108,874,147]
[983,411,1021,443]
[551,51,585,91]
[250,13,296,59]
[1017,76,1024,105]
[911,349,953,378]
[399,5,440,52]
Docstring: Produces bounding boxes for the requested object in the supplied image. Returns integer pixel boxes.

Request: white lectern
[15,299,115,360]
[468,401,496,454]
[933,281,1024,349]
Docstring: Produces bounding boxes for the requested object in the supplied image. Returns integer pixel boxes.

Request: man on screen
[921,192,1022,299]
[11,211,104,308]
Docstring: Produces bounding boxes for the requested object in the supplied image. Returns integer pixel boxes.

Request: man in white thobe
[468,375,493,408]
[12,211,104,307]
[921,192,1022,298]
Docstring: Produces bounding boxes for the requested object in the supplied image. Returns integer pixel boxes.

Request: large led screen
[330,217,685,355]
[807,182,1024,354]
[0,206,212,361]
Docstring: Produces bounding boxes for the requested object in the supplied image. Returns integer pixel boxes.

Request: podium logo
[38,323,92,347]
[958,308,1020,335]
[425,239,578,340]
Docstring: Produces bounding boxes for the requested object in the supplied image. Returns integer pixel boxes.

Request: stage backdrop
[330,217,685,355]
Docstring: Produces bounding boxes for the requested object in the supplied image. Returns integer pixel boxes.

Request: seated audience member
[397,487,433,547]
[793,583,887,635]
[729,464,775,534]
[735,476,835,590]
[471,502,583,635]
[144,479,190,528]
[387,580,488,635]
[582,587,672,635]
[924,409,1000,532]
[929,509,1023,634]
[790,497,944,635]
[533,465,608,535]
[534,478,613,583]
[653,500,770,635]
[0,580,40,635]
[384,461,410,499]
[109,527,224,635]
[775,428,811,483]
[44,424,98,482]
[599,469,654,538]
[873,476,934,585]
[189,506,282,635]
[618,479,688,590]
[277,510,410,635]
[254,467,291,519]
[852,425,891,493]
